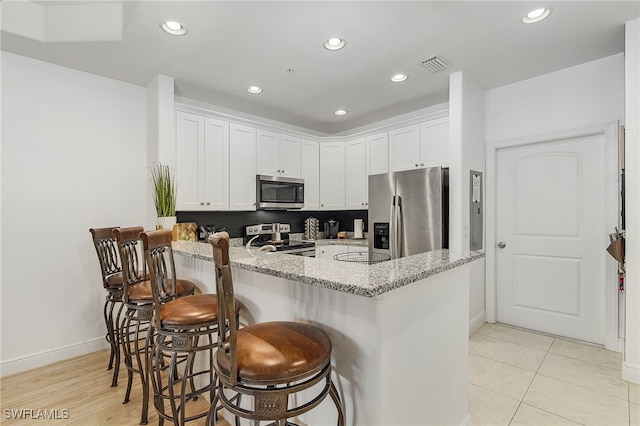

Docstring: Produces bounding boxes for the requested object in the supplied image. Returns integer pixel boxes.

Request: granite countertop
[173,240,484,297]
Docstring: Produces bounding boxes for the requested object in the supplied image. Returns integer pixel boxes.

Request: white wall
[486,54,625,141]
[485,53,626,350]
[623,18,640,384]
[0,52,148,374]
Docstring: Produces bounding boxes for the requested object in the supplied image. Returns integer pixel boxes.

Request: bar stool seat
[158,294,220,327]
[217,321,332,382]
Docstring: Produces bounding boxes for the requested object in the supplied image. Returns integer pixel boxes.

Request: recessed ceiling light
[334,109,348,116]
[391,74,408,83]
[522,8,551,24]
[160,20,187,36]
[324,37,346,51]
[247,86,263,94]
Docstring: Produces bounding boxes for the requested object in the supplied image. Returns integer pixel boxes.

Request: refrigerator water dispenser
[373,223,390,250]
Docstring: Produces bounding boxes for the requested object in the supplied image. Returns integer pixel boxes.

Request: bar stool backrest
[113,226,146,304]
[90,227,122,289]
[209,231,239,386]
[140,229,179,330]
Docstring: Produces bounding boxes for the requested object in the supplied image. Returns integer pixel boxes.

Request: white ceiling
[2,1,638,135]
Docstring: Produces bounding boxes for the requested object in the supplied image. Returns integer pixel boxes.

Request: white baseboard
[622,360,640,385]
[469,311,486,336]
[0,337,109,377]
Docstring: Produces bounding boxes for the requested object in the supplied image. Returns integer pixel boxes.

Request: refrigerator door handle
[396,195,403,258]
[390,195,397,259]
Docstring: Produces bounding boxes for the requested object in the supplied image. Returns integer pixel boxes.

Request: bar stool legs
[105,289,124,387]
[121,304,154,424]
[148,330,217,425]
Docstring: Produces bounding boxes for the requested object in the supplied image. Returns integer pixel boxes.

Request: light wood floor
[0,349,229,425]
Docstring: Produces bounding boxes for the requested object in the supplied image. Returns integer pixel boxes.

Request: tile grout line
[506,336,556,425]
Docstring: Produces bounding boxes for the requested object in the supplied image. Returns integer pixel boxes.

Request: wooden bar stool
[207,232,345,426]
[89,226,125,388]
[141,229,222,425]
[115,226,196,424]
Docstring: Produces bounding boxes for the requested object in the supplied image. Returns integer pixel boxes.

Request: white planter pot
[157,216,177,231]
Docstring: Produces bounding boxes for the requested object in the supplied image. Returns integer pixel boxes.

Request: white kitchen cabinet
[319,142,345,210]
[300,139,320,210]
[176,111,229,211]
[345,138,367,209]
[229,123,257,211]
[389,118,449,171]
[366,132,389,176]
[420,117,449,167]
[256,130,301,178]
[389,123,422,172]
[280,135,301,177]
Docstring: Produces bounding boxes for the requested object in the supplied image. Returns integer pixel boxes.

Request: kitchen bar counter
[173,239,481,425]
[172,240,483,297]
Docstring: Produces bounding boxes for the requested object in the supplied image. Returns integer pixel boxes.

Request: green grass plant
[150,163,176,217]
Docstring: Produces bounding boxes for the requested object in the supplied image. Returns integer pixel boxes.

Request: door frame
[486,122,621,351]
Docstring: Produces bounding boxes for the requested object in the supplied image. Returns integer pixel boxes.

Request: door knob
[498,242,506,249]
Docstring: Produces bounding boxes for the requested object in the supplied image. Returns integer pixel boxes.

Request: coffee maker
[324,219,339,239]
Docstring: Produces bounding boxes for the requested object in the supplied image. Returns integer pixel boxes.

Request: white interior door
[496,133,608,344]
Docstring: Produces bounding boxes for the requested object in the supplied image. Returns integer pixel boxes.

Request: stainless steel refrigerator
[368,167,449,259]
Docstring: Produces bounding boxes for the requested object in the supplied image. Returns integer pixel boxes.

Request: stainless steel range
[244,223,316,255]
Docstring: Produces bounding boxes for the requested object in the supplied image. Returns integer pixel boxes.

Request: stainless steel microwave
[256,175,304,210]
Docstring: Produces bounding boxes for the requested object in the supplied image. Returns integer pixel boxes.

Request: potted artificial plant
[150,163,177,230]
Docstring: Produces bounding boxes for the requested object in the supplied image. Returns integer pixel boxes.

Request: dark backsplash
[177,210,368,239]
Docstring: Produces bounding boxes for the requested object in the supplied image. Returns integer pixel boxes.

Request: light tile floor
[469,323,639,426]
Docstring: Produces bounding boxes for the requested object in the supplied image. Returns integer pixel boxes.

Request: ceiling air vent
[418,56,451,73]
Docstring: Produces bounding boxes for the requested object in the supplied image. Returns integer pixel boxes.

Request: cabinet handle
[206,202,211,205]
[420,162,424,166]
[282,170,285,173]
[200,202,204,205]
[415,163,419,167]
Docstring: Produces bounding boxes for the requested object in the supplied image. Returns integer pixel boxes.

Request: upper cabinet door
[345,138,367,209]
[300,139,320,210]
[420,117,449,168]
[366,132,389,176]
[229,123,257,211]
[176,111,204,211]
[256,129,280,176]
[203,117,229,210]
[256,131,301,178]
[389,124,421,171]
[279,135,301,178]
[175,112,229,211]
[319,142,345,210]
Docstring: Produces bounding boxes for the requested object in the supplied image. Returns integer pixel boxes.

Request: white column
[146,74,175,228]
[449,72,488,330]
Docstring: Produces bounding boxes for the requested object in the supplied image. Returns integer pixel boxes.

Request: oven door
[256,175,304,209]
